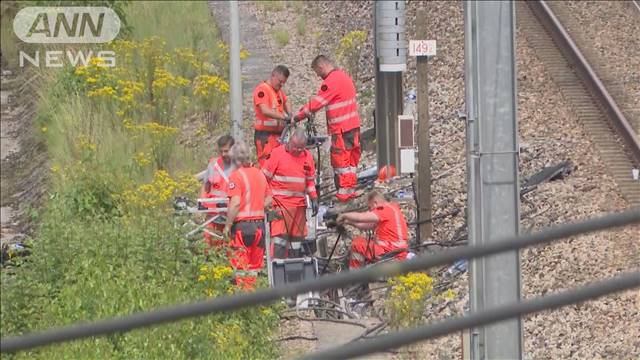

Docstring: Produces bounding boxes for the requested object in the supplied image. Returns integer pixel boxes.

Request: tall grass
[126,1,220,56]
[1,2,281,359]
[297,16,307,36]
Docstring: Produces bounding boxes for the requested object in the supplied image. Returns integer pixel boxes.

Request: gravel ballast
[250,1,639,358]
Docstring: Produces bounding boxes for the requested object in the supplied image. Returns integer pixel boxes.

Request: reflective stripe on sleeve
[313,95,329,106]
[326,98,355,111]
[273,175,305,183]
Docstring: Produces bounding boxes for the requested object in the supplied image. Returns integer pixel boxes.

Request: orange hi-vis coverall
[262,144,317,258]
[201,156,233,249]
[253,81,288,168]
[349,202,409,268]
[227,166,270,289]
[296,69,361,202]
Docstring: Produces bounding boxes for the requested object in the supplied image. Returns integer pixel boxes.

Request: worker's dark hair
[272,65,290,78]
[217,134,235,148]
[311,55,331,69]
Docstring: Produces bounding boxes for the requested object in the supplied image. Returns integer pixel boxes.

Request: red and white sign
[409,40,436,57]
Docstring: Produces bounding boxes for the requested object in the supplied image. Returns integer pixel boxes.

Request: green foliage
[385,272,434,329]
[296,16,307,36]
[273,27,290,48]
[261,1,285,12]
[1,1,280,358]
[336,30,368,84]
[1,191,280,359]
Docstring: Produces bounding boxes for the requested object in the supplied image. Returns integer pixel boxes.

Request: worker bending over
[224,141,272,289]
[295,55,361,202]
[262,128,318,258]
[337,190,409,268]
[200,135,235,249]
[253,65,292,168]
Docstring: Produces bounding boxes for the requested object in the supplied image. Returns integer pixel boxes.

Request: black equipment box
[272,257,318,288]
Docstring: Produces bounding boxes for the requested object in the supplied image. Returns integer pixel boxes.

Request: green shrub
[273,27,290,47]
[0,1,281,358]
[336,30,368,83]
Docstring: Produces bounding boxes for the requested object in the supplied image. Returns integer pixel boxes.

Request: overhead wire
[300,271,640,360]
[1,208,638,353]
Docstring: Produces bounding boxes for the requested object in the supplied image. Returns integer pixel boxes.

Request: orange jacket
[253,81,287,133]
[296,69,360,135]
[372,202,409,253]
[228,166,270,221]
[201,157,233,214]
[262,144,317,208]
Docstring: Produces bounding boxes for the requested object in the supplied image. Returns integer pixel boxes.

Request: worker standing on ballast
[337,190,409,268]
[253,65,293,168]
[200,135,235,249]
[262,128,318,259]
[224,141,272,289]
[294,55,361,202]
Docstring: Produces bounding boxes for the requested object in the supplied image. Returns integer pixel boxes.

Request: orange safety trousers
[227,220,265,290]
[331,128,361,202]
[349,236,408,269]
[254,130,282,168]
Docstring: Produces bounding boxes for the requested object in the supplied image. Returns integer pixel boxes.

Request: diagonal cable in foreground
[300,271,640,360]
[1,209,638,353]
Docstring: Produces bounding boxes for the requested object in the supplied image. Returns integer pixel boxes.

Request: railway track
[518,1,640,207]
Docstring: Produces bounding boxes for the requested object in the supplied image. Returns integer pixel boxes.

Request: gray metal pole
[375,71,402,169]
[464,1,523,359]
[374,1,406,171]
[229,1,242,139]
[416,8,433,243]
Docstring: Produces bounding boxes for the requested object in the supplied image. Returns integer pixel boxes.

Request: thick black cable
[1,209,638,353]
[320,231,342,275]
[300,271,640,360]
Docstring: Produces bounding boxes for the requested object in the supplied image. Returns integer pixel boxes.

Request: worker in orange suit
[295,55,361,202]
[262,128,318,259]
[223,141,272,289]
[337,190,409,269]
[253,65,293,168]
[200,134,235,249]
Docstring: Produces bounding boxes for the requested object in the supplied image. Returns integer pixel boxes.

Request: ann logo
[14,7,121,44]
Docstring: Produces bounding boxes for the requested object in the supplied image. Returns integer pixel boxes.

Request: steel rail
[2,209,638,353]
[528,1,640,165]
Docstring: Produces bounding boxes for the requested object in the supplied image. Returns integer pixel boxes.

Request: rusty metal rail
[528,0,640,165]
